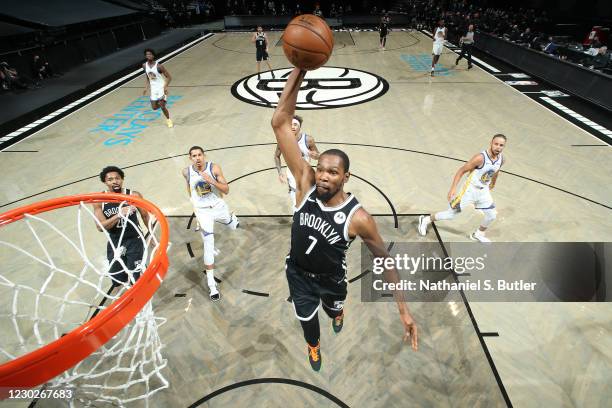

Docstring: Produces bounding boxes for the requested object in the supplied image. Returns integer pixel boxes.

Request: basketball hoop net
[0,193,170,406]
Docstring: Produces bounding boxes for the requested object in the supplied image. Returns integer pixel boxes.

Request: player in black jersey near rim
[271,68,418,371]
[93,166,150,288]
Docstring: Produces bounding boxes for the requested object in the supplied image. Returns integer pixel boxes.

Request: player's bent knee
[481,208,497,226]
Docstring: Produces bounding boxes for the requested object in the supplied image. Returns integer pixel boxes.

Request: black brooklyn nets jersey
[289,186,362,278]
[255,33,266,50]
[102,188,142,241]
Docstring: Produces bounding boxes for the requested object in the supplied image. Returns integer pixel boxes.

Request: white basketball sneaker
[417,215,428,236]
[470,229,491,243]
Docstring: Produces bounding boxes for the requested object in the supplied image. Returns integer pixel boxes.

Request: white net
[0,198,169,407]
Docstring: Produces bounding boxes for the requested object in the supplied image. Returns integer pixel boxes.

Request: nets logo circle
[231,67,389,110]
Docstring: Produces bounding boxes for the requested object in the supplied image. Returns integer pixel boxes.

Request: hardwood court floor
[1,31,611,407]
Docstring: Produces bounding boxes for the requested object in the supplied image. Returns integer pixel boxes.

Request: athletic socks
[206,269,216,288]
[206,269,220,301]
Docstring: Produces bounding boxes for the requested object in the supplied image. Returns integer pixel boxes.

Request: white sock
[422,215,431,225]
[206,269,216,288]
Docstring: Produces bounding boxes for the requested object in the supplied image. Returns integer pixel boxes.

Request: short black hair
[492,134,507,141]
[189,145,205,155]
[100,166,124,182]
[144,48,156,57]
[293,115,303,126]
[320,149,350,172]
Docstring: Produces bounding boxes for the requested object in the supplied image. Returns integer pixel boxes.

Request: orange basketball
[282,14,334,71]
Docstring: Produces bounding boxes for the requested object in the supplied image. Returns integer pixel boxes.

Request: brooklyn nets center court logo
[231,67,389,110]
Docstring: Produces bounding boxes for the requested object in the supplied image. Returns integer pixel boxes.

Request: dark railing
[475,31,612,111]
[0,18,161,79]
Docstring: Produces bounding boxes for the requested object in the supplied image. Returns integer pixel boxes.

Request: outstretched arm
[350,208,418,351]
[271,68,314,201]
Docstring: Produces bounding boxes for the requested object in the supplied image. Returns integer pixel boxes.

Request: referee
[456,24,475,69]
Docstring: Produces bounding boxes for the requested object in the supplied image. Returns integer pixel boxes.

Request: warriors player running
[182,146,239,301]
[93,166,150,287]
[418,135,507,242]
[143,48,173,128]
[272,68,418,371]
[252,26,274,80]
[274,115,320,208]
[431,20,447,76]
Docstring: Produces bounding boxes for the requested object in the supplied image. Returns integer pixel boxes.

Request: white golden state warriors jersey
[189,163,223,208]
[470,150,503,188]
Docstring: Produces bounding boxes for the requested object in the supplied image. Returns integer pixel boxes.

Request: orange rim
[0,193,169,393]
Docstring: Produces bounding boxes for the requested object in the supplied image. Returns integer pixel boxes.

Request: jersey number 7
[305,236,318,255]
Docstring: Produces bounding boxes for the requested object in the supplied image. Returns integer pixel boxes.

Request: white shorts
[150,86,166,101]
[451,184,495,211]
[432,43,444,56]
[193,200,237,233]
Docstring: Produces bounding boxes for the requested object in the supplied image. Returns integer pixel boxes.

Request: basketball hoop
[0,193,170,405]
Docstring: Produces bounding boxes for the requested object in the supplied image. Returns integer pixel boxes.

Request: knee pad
[481,208,497,227]
[202,231,215,265]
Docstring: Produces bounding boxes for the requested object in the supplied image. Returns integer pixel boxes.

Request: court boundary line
[0,33,216,151]
[431,31,611,145]
[418,30,611,146]
[179,212,508,405]
[431,221,513,407]
[188,377,350,408]
[2,142,609,211]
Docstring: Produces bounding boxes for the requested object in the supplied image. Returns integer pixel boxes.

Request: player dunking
[274,115,320,208]
[431,20,447,76]
[272,68,418,371]
[93,166,150,287]
[252,26,274,80]
[182,146,239,301]
[143,48,173,128]
[417,135,507,242]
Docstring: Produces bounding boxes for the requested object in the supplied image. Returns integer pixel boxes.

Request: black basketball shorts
[106,237,145,285]
[256,49,269,62]
[286,260,347,321]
